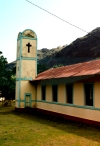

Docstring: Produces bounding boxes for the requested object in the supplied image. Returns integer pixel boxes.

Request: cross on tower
[26,42,32,53]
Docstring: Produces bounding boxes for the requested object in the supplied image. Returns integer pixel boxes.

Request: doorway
[25,93,31,108]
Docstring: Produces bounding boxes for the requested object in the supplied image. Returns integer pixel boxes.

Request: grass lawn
[0,102,100,146]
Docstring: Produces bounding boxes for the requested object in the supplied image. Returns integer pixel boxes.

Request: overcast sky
[1,0,100,63]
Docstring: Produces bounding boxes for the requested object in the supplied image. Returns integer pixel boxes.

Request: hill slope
[8,27,100,68]
[40,27,100,67]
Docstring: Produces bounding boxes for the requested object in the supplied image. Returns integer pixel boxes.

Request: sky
[1,0,100,63]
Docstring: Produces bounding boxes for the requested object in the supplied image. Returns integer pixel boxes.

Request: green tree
[37,63,48,74]
[0,52,15,100]
[53,64,63,68]
[0,52,8,86]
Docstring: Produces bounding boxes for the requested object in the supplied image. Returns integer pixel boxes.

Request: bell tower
[15,29,37,109]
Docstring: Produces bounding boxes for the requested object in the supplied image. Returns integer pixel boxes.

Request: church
[15,29,100,125]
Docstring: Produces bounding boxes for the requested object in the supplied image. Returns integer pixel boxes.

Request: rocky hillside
[7,27,100,69]
[37,45,66,63]
[39,27,100,67]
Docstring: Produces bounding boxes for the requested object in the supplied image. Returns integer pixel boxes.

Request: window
[52,85,57,102]
[41,85,46,100]
[66,84,73,104]
[84,83,93,106]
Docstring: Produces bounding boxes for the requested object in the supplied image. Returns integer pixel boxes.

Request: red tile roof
[35,59,100,81]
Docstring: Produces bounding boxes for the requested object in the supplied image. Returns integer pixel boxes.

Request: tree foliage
[37,63,48,74]
[53,64,63,68]
[0,52,15,100]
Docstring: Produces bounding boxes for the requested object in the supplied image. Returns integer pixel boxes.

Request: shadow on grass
[0,103,100,143]
[13,109,100,143]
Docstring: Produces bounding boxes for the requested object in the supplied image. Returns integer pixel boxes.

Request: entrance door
[25,94,31,107]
